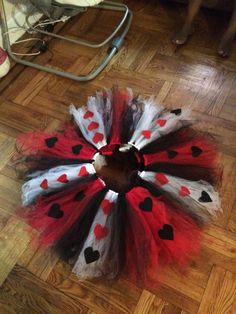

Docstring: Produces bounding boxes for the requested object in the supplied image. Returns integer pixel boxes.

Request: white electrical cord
[5,4,68,57]
[33,15,70,29]
[12,38,45,56]
[2,28,43,56]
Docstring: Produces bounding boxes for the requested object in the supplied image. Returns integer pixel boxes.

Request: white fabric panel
[139,171,221,222]
[129,99,191,150]
[70,100,107,149]
[73,190,118,279]
[22,163,95,206]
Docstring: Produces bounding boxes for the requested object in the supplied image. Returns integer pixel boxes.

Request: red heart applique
[179,186,190,197]
[40,179,48,189]
[94,224,109,240]
[57,174,69,183]
[156,173,169,186]
[83,110,94,119]
[157,119,167,127]
[88,121,99,131]
[93,132,104,144]
[101,199,113,215]
[78,166,89,176]
[141,130,151,139]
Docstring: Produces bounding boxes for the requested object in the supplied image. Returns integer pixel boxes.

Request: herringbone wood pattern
[0,1,236,313]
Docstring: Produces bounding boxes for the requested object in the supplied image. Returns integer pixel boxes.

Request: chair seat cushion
[55,0,103,6]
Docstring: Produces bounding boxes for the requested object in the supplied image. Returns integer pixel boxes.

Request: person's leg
[172,0,203,45]
[218,5,236,57]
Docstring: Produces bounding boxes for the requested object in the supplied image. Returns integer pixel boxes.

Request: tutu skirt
[15,87,221,287]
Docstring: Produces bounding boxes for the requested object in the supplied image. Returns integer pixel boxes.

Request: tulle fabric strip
[15,87,221,288]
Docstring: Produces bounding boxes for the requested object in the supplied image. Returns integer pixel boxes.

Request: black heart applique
[48,203,64,219]
[191,146,203,157]
[158,224,174,240]
[170,108,181,116]
[84,247,100,264]
[167,150,178,159]
[72,144,83,155]
[199,191,212,203]
[139,197,153,212]
[74,191,85,202]
[45,137,58,148]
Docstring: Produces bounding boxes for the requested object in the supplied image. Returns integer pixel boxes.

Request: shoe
[0,47,10,78]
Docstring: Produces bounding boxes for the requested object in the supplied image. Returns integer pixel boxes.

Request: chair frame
[0,0,133,81]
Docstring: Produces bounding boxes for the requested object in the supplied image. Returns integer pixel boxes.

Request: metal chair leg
[0,0,133,81]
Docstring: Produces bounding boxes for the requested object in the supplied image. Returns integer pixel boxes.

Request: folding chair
[0,0,132,81]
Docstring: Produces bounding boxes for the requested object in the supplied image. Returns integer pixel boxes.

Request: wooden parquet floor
[0,1,236,313]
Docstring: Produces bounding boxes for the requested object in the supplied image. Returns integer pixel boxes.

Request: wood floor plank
[191,70,236,116]
[0,210,10,232]
[115,31,151,71]
[27,93,69,121]
[45,55,92,98]
[0,133,15,172]
[14,72,50,107]
[0,174,21,214]
[0,100,53,137]
[0,1,235,313]
[214,154,236,227]
[0,164,21,181]
[227,199,236,234]
[163,82,200,109]
[80,67,164,96]
[132,290,184,314]
[158,267,205,302]
[201,230,236,274]
[18,245,59,282]
[155,81,173,104]
[154,284,200,314]
[0,217,30,285]
[46,260,141,314]
[180,46,236,72]
[219,77,236,123]
[0,265,89,313]
[198,266,236,314]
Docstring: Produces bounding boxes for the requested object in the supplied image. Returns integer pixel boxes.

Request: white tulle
[70,98,107,149]
[72,190,118,279]
[22,163,95,206]
[139,171,221,223]
[129,98,191,150]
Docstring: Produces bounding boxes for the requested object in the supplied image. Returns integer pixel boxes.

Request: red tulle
[124,186,201,286]
[99,144,117,156]
[144,136,218,169]
[16,124,97,163]
[14,88,221,287]
[124,206,160,286]
[25,179,104,246]
[109,89,131,144]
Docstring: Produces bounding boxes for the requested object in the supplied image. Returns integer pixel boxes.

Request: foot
[172,26,194,45]
[218,34,234,57]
